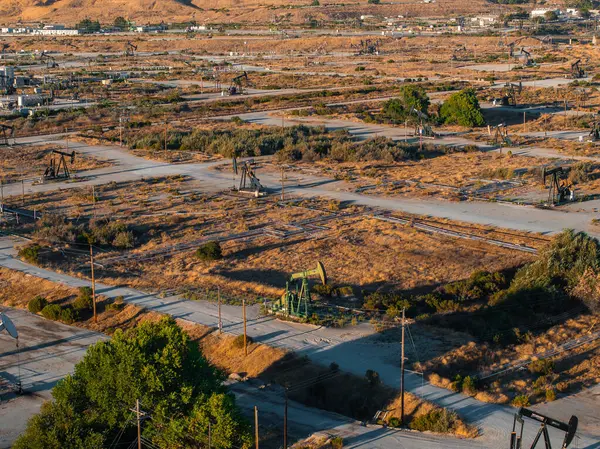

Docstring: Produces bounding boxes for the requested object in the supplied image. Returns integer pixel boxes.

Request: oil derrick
[44,150,75,180]
[0,123,14,146]
[273,262,327,318]
[542,166,573,205]
[510,407,577,449]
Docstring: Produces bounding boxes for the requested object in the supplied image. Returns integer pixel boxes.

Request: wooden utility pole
[283,390,288,449]
[218,287,223,334]
[243,299,248,356]
[1,179,4,208]
[129,399,146,449]
[523,111,526,133]
[92,185,96,217]
[254,406,259,449]
[164,115,168,157]
[400,307,406,425]
[90,243,97,323]
[280,166,285,201]
[21,179,24,206]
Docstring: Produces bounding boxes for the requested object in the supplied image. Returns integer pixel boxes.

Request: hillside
[0,0,495,26]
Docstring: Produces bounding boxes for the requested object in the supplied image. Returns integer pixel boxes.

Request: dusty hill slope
[0,0,495,26]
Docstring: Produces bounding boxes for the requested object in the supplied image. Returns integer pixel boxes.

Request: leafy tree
[440,88,485,127]
[196,241,223,261]
[381,84,430,124]
[76,18,101,34]
[14,318,251,449]
[113,16,129,30]
[544,10,559,21]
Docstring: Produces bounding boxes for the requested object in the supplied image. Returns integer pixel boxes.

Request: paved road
[0,306,106,448]
[0,240,598,448]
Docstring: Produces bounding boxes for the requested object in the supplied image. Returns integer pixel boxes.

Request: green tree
[113,16,129,30]
[544,10,559,21]
[381,84,430,124]
[14,318,251,449]
[76,18,101,34]
[440,88,485,127]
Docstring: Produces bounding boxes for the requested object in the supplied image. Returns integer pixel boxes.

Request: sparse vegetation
[28,295,48,313]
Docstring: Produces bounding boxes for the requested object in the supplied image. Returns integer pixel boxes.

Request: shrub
[28,296,48,313]
[409,408,457,433]
[74,287,93,310]
[232,334,253,349]
[41,304,62,321]
[365,369,381,387]
[330,436,344,449]
[112,231,135,249]
[60,307,77,324]
[388,417,401,428]
[195,241,223,261]
[18,244,42,264]
[450,374,463,392]
[106,295,125,312]
[529,359,554,375]
[462,376,477,395]
[545,388,556,402]
[511,395,530,407]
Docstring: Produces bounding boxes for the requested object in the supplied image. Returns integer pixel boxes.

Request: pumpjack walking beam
[510,407,578,449]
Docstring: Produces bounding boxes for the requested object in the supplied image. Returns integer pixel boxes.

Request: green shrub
[74,287,93,310]
[450,374,463,392]
[41,304,62,321]
[330,436,344,449]
[18,244,42,264]
[409,408,458,433]
[545,388,556,402]
[365,369,381,387]
[388,417,401,428]
[112,231,135,249]
[28,296,48,313]
[60,307,77,324]
[232,334,252,349]
[106,295,125,312]
[512,395,530,407]
[462,376,477,395]
[529,359,554,375]
[195,241,223,261]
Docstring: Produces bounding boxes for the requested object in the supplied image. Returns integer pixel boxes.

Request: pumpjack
[44,150,75,180]
[39,51,58,69]
[124,41,137,58]
[272,262,327,318]
[590,120,600,141]
[510,407,577,449]
[542,166,573,205]
[0,123,14,146]
[228,71,250,95]
[350,39,381,55]
[232,154,264,196]
[571,59,585,79]
[501,82,522,107]
[491,123,512,146]
[410,108,436,138]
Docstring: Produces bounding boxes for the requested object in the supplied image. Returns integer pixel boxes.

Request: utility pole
[400,307,406,426]
[254,406,259,449]
[164,115,168,158]
[243,298,248,356]
[90,243,97,323]
[92,185,96,218]
[283,389,288,449]
[523,111,526,133]
[218,287,222,334]
[21,179,24,206]
[280,166,285,201]
[130,399,146,449]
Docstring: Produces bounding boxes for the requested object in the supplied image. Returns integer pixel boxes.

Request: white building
[471,15,498,27]
[32,28,79,36]
[530,9,561,18]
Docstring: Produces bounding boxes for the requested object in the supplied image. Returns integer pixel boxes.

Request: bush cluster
[28,296,48,313]
[195,241,223,261]
[409,408,459,433]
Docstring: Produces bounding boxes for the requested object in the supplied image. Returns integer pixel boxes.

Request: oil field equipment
[44,149,75,180]
[542,166,573,205]
[0,123,14,146]
[490,123,512,146]
[272,261,327,318]
[124,41,137,57]
[228,71,250,95]
[351,39,381,55]
[233,158,264,196]
[590,120,600,141]
[571,59,585,78]
[501,82,522,107]
[410,108,436,138]
[510,407,577,449]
